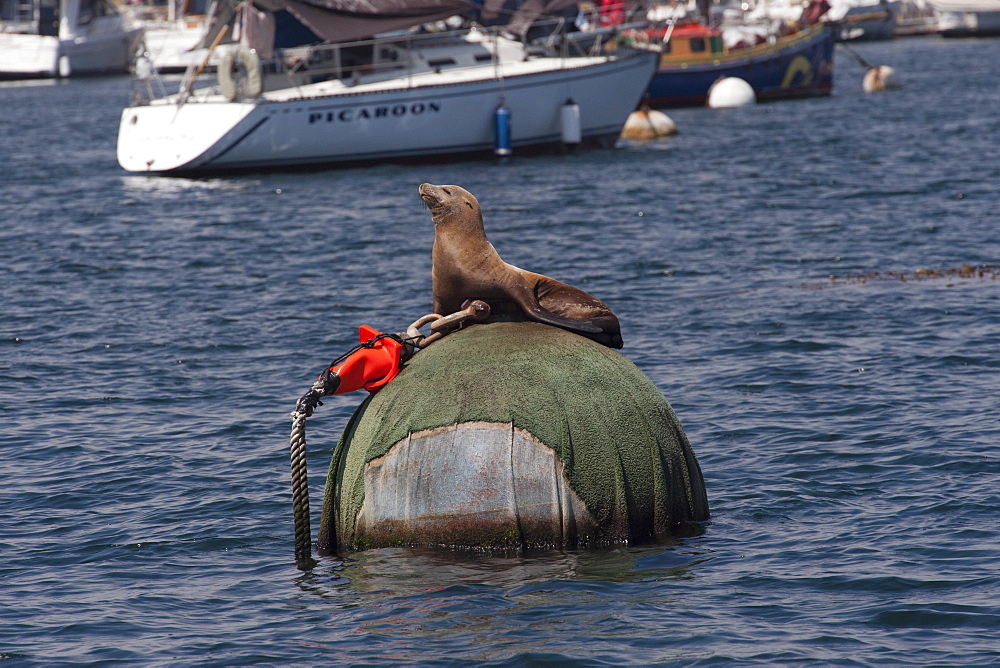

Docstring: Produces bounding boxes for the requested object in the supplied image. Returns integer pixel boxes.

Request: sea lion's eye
[465,202,473,209]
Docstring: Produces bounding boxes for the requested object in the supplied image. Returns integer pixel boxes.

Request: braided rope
[288,375,326,571]
[284,305,488,568]
[288,411,316,570]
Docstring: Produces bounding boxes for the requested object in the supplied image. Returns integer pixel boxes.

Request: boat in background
[831,0,900,40]
[0,0,142,78]
[893,0,939,36]
[929,0,1000,36]
[117,0,659,175]
[124,0,216,73]
[699,0,909,41]
[634,18,834,108]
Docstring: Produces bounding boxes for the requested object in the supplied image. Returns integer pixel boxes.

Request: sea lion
[419,183,623,349]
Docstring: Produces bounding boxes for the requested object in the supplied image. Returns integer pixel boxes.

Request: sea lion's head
[419,183,480,226]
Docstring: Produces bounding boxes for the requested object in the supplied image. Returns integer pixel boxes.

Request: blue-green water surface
[2,36,998,665]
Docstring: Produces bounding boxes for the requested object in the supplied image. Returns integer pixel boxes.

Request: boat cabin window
[689,36,706,53]
[4,0,60,34]
[377,46,401,63]
[77,0,114,26]
[39,0,58,35]
[0,0,25,22]
[373,44,407,72]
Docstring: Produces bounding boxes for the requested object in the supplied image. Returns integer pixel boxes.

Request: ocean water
[2,35,998,665]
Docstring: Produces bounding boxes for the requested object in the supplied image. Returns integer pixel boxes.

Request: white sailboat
[125,0,216,73]
[0,0,142,78]
[833,0,901,40]
[116,0,659,174]
[930,0,1000,36]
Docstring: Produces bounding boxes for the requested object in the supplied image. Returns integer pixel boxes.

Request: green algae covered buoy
[317,321,708,552]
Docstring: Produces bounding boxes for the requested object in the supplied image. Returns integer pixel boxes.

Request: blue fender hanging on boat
[494,104,512,157]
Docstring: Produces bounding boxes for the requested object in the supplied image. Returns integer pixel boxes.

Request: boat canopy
[197,0,582,51]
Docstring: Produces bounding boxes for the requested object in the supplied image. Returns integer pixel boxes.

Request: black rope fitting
[293,390,322,418]
[317,367,342,395]
[293,367,347,417]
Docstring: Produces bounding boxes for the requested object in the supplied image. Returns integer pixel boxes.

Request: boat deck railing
[127,20,651,107]
[272,29,503,91]
[128,27,515,105]
[1,18,40,33]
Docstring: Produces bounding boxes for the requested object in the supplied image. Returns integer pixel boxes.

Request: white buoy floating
[560,98,582,147]
[620,107,678,141]
[863,65,899,93]
[707,77,756,109]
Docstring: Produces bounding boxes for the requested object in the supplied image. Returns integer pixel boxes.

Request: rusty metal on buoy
[620,106,678,141]
[863,65,900,93]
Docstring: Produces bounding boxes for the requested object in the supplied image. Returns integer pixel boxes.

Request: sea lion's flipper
[530,274,624,348]
[515,287,628,348]
[581,316,625,349]
[528,308,623,348]
[500,279,602,334]
[523,305,604,334]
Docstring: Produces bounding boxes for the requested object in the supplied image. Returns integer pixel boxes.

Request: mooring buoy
[317,321,709,552]
[863,65,900,93]
[620,107,678,140]
[708,77,756,108]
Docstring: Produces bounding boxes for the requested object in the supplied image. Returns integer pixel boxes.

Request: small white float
[707,77,756,108]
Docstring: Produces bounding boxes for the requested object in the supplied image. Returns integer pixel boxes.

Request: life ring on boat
[780,55,814,88]
[218,47,263,101]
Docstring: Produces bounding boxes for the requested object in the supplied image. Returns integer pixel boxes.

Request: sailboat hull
[117,49,658,174]
[645,24,835,108]
[935,0,1000,37]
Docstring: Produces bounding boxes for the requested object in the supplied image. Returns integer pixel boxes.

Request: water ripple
[3,37,1000,665]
